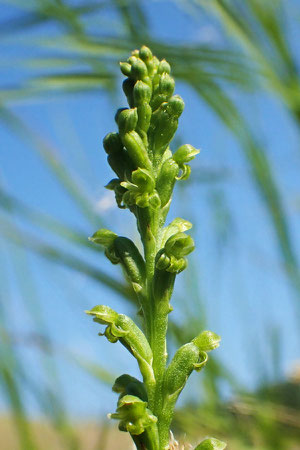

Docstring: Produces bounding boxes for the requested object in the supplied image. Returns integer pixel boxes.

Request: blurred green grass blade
[66,352,116,386]
[0,365,39,450]
[5,233,83,449]
[0,302,39,450]
[247,0,296,74]
[33,71,114,92]
[0,107,102,227]
[0,188,102,252]
[113,0,149,39]
[180,73,300,295]
[196,0,300,118]
[0,215,135,302]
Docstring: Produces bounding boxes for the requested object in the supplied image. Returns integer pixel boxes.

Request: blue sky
[1,0,300,419]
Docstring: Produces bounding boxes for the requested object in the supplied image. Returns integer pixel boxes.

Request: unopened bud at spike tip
[158,59,171,74]
[120,62,131,77]
[139,46,152,62]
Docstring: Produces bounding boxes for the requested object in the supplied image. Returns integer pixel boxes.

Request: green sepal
[85,306,155,387]
[109,395,157,435]
[194,438,227,450]
[162,218,192,245]
[105,178,127,209]
[89,228,117,247]
[88,229,119,263]
[113,374,148,402]
[165,232,195,258]
[121,168,160,209]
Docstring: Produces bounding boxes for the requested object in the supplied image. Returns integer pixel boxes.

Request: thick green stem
[138,206,171,449]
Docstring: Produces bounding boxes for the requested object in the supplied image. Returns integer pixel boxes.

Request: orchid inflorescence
[85,46,226,450]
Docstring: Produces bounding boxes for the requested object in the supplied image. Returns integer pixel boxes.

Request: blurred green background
[1,0,300,449]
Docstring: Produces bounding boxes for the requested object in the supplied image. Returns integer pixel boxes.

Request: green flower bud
[151,74,175,110]
[113,374,148,402]
[120,62,131,77]
[156,158,179,207]
[167,95,185,117]
[103,132,123,155]
[114,236,146,292]
[133,81,152,106]
[122,131,152,170]
[131,58,148,80]
[107,151,134,181]
[139,46,152,62]
[109,395,157,435]
[118,108,138,135]
[158,59,171,74]
[127,55,138,65]
[103,133,133,179]
[146,56,159,78]
[159,73,175,97]
[194,438,227,450]
[122,78,135,108]
[164,342,201,400]
[131,49,140,57]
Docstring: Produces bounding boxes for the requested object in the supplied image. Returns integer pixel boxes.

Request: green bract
[85,46,224,450]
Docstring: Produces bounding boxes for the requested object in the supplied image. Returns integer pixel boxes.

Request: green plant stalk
[86,46,225,450]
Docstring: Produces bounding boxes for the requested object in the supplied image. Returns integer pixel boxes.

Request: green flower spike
[194,438,227,450]
[86,46,225,450]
